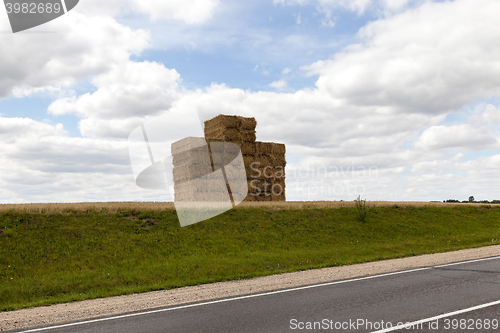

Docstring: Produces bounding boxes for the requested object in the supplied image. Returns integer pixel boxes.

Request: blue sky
[0,0,499,203]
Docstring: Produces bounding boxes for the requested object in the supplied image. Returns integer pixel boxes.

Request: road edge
[2,244,500,331]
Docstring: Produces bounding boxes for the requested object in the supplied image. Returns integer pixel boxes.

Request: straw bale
[247,166,264,180]
[204,114,240,129]
[199,115,285,201]
[270,193,286,201]
[240,142,256,155]
[259,183,275,194]
[270,182,285,196]
[256,142,273,156]
[171,137,208,155]
[262,166,276,181]
[271,143,286,155]
[241,131,256,142]
[270,155,286,167]
[239,117,257,130]
[243,193,257,202]
[204,115,257,131]
[173,172,228,192]
[243,154,256,168]
[272,177,285,186]
[205,128,256,143]
[172,149,211,167]
[209,142,243,171]
[273,166,286,179]
[255,155,271,167]
[255,193,272,202]
[205,127,241,141]
[172,164,212,182]
[224,167,248,181]
[247,179,264,193]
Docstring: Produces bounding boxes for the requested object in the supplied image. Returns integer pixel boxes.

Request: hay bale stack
[172,115,286,202]
[171,137,223,202]
[204,115,257,143]
[247,142,286,201]
[204,115,286,202]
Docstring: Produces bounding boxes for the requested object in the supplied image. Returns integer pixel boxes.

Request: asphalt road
[15,256,500,333]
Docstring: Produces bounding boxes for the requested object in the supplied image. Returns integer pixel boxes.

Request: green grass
[1,205,500,311]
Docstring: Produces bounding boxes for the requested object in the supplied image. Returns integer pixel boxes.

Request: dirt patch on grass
[124,215,158,228]
[136,218,158,229]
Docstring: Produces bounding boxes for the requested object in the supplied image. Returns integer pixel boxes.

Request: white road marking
[19,255,500,332]
[371,299,500,333]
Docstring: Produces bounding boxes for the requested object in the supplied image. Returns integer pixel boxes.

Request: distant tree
[468,196,475,202]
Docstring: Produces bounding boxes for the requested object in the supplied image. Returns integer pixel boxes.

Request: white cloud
[404,154,500,201]
[184,84,444,169]
[76,0,220,24]
[282,67,292,74]
[269,80,288,89]
[130,0,220,24]
[0,117,172,203]
[414,125,497,151]
[275,0,373,14]
[303,0,500,116]
[0,12,150,99]
[274,0,417,27]
[48,61,182,138]
[381,0,412,11]
[482,104,500,124]
[46,63,182,140]
[410,160,454,173]
[0,118,67,143]
[295,13,302,24]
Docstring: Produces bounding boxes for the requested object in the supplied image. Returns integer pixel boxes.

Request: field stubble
[0,200,483,215]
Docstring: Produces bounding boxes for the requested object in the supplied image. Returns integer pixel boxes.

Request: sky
[0,0,499,203]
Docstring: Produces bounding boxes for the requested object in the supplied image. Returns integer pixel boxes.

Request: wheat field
[0,200,489,214]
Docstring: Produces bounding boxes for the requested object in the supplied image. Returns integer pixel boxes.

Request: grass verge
[1,204,500,311]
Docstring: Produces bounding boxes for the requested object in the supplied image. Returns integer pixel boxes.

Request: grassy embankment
[1,201,500,311]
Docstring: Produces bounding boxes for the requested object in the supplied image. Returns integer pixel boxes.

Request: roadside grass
[1,204,500,311]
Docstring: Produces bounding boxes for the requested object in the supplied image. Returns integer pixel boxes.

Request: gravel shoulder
[2,245,500,332]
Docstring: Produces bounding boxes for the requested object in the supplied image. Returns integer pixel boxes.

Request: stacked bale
[204,115,256,201]
[204,115,286,202]
[171,137,229,202]
[171,115,286,202]
[204,115,257,143]
[246,142,286,201]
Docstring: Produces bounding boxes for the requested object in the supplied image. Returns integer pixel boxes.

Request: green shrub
[354,195,368,223]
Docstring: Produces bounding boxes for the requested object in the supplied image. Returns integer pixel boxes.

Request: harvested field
[0,200,492,214]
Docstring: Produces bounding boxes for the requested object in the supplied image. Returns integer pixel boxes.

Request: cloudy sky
[0,0,499,203]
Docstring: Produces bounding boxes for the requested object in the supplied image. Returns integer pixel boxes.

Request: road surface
[13,256,500,333]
